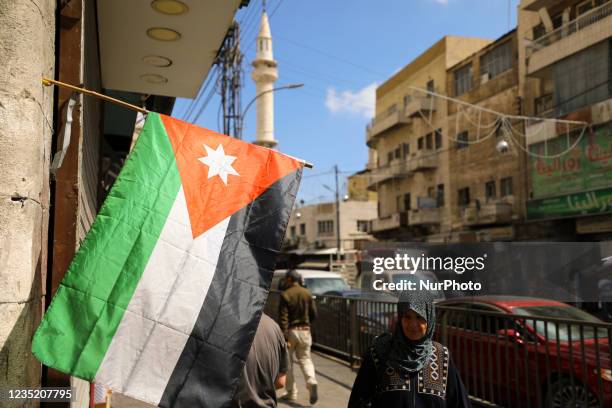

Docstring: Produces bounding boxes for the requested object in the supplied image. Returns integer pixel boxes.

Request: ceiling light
[140,74,168,84]
[146,27,181,42]
[151,0,189,15]
[142,55,173,67]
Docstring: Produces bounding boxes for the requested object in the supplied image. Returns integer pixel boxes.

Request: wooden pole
[42,77,148,113]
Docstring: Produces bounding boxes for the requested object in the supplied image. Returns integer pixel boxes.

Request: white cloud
[325,83,377,118]
[433,0,449,4]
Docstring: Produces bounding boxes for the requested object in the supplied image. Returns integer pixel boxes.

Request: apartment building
[366,36,491,241]
[519,0,612,239]
[284,200,378,252]
[445,30,527,242]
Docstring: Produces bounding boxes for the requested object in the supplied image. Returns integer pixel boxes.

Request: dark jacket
[348,335,471,408]
[279,283,317,332]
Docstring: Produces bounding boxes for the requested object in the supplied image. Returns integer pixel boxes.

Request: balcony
[409,208,441,226]
[405,96,436,118]
[408,149,438,172]
[371,212,408,233]
[366,160,412,191]
[526,2,612,75]
[366,110,412,146]
[462,199,514,226]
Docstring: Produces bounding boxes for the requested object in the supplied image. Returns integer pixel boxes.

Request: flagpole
[41,77,314,169]
[42,77,148,114]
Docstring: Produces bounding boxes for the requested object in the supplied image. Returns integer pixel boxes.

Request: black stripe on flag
[159,168,302,408]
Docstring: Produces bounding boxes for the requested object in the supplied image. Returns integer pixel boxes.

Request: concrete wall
[0,0,55,402]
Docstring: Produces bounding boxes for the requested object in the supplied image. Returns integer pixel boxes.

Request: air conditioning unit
[481,72,490,85]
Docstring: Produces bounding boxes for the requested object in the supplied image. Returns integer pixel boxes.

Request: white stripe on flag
[95,187,230,405]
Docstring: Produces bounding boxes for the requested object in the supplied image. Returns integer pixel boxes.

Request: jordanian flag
[32,113,303,407]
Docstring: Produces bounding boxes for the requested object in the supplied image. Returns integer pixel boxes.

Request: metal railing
[265,292,612,407]
[529,2,612,52]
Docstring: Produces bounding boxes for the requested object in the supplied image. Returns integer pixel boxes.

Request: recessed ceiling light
[140,74,168,84]
[146,27,181,41]
[151,0,189,15]
[142,55,173,67]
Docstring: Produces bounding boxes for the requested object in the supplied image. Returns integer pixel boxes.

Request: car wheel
[545,378,599,408]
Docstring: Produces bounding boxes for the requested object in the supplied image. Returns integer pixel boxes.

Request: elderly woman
[348,291,470,408]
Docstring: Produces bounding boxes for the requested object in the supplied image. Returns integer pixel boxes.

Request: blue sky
[172,0,521,204]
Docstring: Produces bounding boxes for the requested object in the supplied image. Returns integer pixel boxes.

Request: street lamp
[237,83,304,139]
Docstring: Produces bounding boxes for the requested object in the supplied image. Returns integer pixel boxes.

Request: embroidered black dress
[348,334,471,408]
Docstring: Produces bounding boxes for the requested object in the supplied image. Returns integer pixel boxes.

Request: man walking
[232,313,288,407]
[279,269,318,404]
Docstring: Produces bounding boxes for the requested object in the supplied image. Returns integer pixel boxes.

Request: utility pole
[334,165,341,254]
[218,21,243,138]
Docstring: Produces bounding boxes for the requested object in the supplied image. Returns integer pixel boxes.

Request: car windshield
[514,306,607,341]
[391,273,444,299]
[304,278,349,295]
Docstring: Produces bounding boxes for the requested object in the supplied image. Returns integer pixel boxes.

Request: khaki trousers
[286,329,317,396]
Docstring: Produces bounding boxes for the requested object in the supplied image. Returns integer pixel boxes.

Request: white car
[272,269,350,295]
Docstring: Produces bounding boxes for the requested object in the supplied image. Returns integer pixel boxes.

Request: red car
[434,296,611,408]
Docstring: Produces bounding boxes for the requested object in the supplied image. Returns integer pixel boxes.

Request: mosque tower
[251,10,278,148]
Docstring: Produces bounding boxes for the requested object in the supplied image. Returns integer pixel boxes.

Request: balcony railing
[408,149,438,171]
[462,199,514,226]
[405,96,436,118]
[371,212,408,233]
[528,2,612,53]
[409,207,441,226]
[366,160,412,190]
[366,109,412,145]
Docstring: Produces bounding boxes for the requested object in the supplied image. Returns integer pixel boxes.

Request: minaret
[251,10,278,148]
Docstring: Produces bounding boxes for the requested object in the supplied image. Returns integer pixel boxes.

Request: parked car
[436,296,611,408]
[271,269,349,296]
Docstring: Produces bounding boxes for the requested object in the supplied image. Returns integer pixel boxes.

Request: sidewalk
[277,351,356,408]
[110,351,355,407]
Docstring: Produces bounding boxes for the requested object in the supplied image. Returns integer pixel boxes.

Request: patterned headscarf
[383,290,436,373]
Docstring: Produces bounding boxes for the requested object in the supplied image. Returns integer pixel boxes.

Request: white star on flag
[198,143,240,185]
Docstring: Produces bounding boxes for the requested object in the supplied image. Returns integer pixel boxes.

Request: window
[426,133,433,150]
[532,23,546,40]
[299,223,306,235]
[403,193,411,211]
[501,177,513,197]
[456,131,469,149]
[435,129,442,149]
[396,195,402,212]
[480,41,512,79]
[387,151,393,163]
[357,220,369,233]
[426,80,435,93]
[437,184,445,207]
[458,187,471,207]
[418,137,424,150]
[290,226,296,238]
[427,186,435,198]
[402,143,410,157]
[485,181,496,201]
[317,220,334,235]
[403,94,412,106]
[553,41,611,116]
[454,64,472,96]
[394,147,401,159]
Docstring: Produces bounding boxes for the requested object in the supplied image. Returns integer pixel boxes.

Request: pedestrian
[232,313,288,408]
[279,269,318,404]
[348,291,471,408]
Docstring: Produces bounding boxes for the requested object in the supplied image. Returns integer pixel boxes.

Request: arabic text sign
[527,186,612,220]
[530,125,612,198]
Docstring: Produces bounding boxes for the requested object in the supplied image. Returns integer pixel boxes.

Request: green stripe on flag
[32,113,182,380]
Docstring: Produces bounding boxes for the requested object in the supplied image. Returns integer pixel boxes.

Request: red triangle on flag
[160,115,302,239]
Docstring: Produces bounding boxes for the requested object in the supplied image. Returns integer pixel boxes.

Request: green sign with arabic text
[527,187,612,220]
[530,125,612,199]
